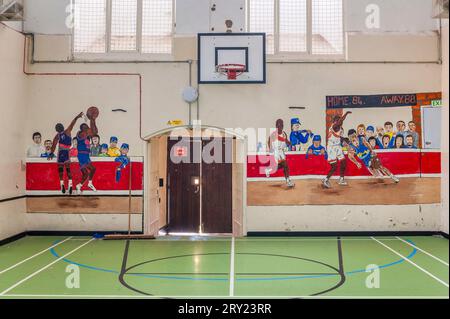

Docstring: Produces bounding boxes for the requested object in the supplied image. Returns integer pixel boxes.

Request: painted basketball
[86,106,99,120]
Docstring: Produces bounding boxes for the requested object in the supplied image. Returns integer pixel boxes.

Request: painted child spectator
[384,122,395,140]
[365,126,375,139]
[70,137,78,158]
[115,143,130,182]
[99,144,109,157]
[289,118,314,151]
[107,136,121,157]
[347,129,357,141]
[381,134,391,149]
[376,126,385,147]
[356,124,366,140]
[90,134,101,157]
[396,121,407,138]
[40,140,53,158]
[393,135,405,149]
[368,137,380,149]
[403,135,417,149]
[306,135,327,160]
[367,126,383,148]
[407,121,419,148]
[341,137,351,152]
[27,132,46,158]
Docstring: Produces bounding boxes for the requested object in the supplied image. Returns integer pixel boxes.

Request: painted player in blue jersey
[75,111,99,194]
[348,136,399,183]
[115,144,130,182]
[48,112,84,195]
[306,135,327,160]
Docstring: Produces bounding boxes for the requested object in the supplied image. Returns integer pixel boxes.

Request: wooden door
[167,137,201,233]
[201,138,233,233]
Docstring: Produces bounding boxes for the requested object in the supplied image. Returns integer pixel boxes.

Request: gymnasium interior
[0,0,448,300]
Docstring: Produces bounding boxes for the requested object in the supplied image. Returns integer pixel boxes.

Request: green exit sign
[431,100,442,107]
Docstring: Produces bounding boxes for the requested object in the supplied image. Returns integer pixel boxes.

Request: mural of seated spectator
[381,134,392,149]
[393,134,405,149]
[403,135,417,149]
[306,135,327,160]
[356,124,366,141]
[289,118,314,151]
[40,140,53,158]
[383,121,395,140]
[27,132,46,158]
[115,143,130,182]
[107,136,121,157]
[99,144,109,157]
[90,134,101,157]
[408,121,419,148]
[341,137,351,152]
[347,129,357,141]
[368,137,380,149]
[396,120,408,138]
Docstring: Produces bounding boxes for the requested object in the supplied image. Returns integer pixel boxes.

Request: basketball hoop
[216,64,246,80]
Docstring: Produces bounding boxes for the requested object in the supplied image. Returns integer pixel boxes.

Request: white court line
[0,238,95,296]
[0,237,72,275]
[396,237,449,267]
[371,237,449,288]
[0,294,448,299]
[229,237,235,297]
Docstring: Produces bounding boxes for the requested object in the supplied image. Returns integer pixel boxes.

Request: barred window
[110,0,138,51]
[248,0,344,57]
[73,0,173,55]
[142,0,173,54]
[73,0,107,53]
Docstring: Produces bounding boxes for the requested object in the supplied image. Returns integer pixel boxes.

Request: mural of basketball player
[75,107,99,194]
[115,143,130,182]
[48,112,84,194]
[348,136,400,183]
[322,111,352,189]
[265,119,294,188]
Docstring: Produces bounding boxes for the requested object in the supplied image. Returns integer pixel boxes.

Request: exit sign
[431,100,442,107]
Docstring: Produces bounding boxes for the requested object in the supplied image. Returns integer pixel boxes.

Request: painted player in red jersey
[322,111,352,189]
[265,119,294,188]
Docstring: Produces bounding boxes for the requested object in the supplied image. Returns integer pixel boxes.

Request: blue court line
[50,239,418,282]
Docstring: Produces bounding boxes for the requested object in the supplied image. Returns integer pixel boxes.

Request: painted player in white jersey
[265,119,294,188]
[322,111,352,189]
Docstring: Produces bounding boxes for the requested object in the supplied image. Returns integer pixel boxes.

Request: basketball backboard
[198,33,266,84]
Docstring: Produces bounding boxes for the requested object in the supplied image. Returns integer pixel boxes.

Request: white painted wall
[441,21,449,235]
[22,0,439,35]
[247,204,441,232]
[0,22,27,240]
[23,0,71,34]
[345,0,438,32]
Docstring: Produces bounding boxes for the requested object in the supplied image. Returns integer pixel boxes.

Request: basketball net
[216,64,246,80]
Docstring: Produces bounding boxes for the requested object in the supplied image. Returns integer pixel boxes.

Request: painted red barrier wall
[26,159,143,191]
[247,151,440,178]
[421,152,441,174]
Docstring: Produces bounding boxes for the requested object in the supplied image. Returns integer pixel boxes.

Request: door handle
[194,186,200,194]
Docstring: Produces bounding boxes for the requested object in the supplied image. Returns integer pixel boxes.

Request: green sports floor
[0,236,448,299]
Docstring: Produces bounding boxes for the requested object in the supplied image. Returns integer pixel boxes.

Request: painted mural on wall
[247,92,442,206]
[25,107,135,196]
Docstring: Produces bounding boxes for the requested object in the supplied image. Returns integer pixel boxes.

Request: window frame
[246,0,346,61]
[72,0,175,61]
